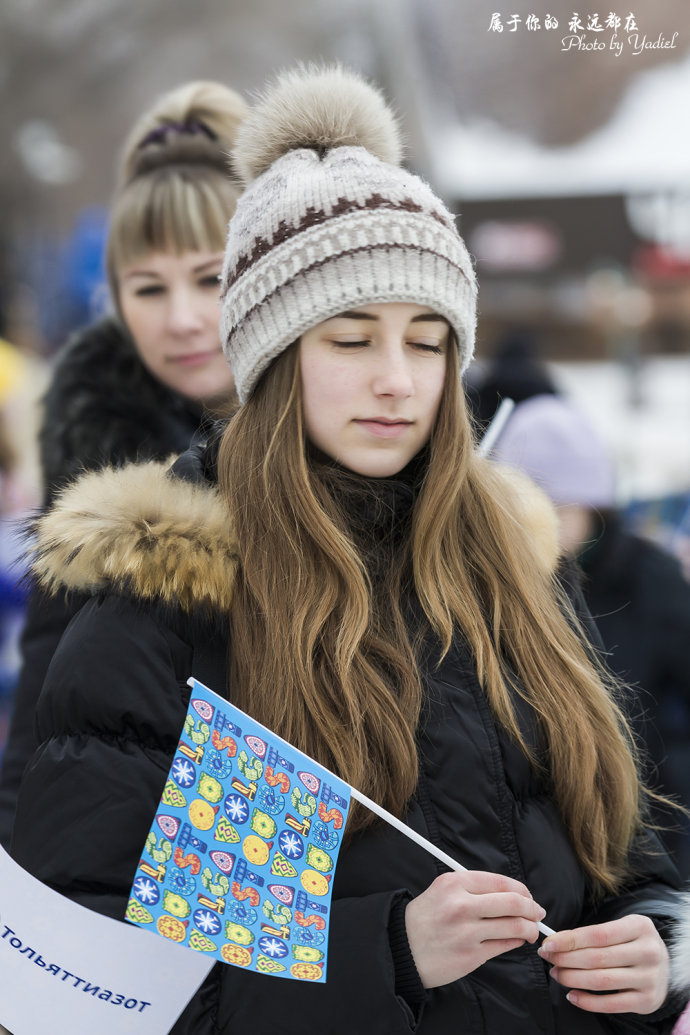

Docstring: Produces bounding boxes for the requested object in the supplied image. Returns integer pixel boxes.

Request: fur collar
[31,460,238,614]
[31,457,559,616]
[671,891,690,996]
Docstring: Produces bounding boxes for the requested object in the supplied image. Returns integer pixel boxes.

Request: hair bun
[232,64,402,185]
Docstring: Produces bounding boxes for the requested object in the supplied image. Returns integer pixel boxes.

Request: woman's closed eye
[199,274,222,289]
[328,340,444,352]
[133,284,165,297]
[410,341,444,354]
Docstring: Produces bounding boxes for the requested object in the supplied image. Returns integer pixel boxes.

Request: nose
[371,341,414,398]
[166,286,205,335]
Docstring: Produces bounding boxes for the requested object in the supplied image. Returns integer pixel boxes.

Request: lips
[353,418,412,439]
[168,349,222,367]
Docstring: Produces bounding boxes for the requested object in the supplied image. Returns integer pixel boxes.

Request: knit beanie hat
[492,394,616,508]
[220,65,477,403]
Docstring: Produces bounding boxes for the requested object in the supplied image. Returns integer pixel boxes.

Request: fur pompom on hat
[221,64,477,403]
[232,64,402,183]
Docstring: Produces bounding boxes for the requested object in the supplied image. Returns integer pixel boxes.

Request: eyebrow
[332,310,450,324]
[122,257,223,280]
[192,257,224,273]
[410,314,450,325]
[122,270,162,281]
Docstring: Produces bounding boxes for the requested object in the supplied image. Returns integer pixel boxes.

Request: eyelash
[134,285,164,297]
[133,275,220,297]
[414,343,444,355]
[331,340,443,354]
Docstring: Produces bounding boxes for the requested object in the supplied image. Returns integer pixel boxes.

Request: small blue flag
[125,678,351,982]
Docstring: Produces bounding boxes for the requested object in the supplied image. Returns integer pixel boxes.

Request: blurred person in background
[0,335,45,758]
[0,398,28,727]
[464,327,559,432]
[493,394,690,878]
[0,79,247,845]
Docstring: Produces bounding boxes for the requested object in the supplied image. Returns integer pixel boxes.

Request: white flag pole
[477,397,515,457]
[350,786,555,937]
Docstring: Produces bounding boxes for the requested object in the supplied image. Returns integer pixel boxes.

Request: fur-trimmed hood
[31,460,238,615]
[30,455,560,619]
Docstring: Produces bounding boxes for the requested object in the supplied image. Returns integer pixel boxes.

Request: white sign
[0,845,213,1035]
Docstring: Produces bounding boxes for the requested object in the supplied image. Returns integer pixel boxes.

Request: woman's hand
[404,870,546,988]
[539,914,670,1015]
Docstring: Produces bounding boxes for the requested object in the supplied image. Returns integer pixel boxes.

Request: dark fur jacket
[0,317,210,847]
[39,316,206,503]
[10,455,690,1033]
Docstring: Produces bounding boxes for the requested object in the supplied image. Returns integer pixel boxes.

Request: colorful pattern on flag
[125,678,351,982]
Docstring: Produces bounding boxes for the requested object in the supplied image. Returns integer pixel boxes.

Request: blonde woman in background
[0,79,246,844]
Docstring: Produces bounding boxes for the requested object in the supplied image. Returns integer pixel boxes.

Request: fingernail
[537,907,547,920]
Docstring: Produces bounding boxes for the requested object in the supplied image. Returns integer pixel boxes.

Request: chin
[181,376,235,408]
[344,456,411,479]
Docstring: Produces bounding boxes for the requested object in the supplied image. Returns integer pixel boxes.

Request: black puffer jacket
[579,516,690,878]
[0,318,209,846]
[9,453,689,1033]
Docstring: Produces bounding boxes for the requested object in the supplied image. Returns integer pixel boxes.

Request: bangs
[107,169,236,273]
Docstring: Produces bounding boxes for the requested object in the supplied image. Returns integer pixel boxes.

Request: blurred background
[0,0,689,759]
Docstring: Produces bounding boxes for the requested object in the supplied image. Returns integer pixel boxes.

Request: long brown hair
[218,340,642,894]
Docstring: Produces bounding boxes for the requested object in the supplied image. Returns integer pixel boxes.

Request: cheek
[303,366,361,436]
[120,299,159,359]
[199,294,222,326]
[424,366,447,422]
[301,357,347,426]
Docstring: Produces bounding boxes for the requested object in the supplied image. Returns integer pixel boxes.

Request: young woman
[10,66,690,1033]
[0,80,246,844]
[47,76,245,499]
